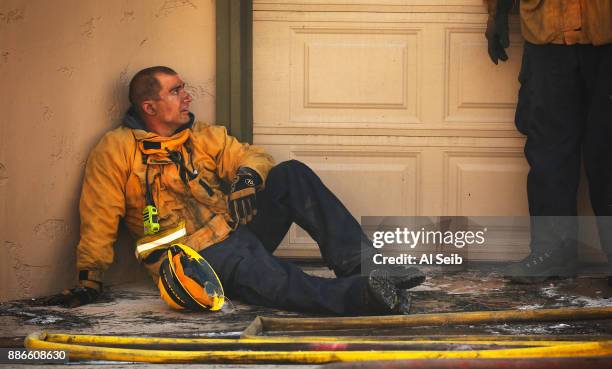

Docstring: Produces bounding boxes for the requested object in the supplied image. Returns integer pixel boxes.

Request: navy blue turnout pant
[516,42,612,261]
[199,160,373,315]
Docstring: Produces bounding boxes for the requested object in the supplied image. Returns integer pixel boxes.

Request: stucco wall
[0,0,216,301]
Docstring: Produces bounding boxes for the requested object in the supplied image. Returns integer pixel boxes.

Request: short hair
[128,66,177,111]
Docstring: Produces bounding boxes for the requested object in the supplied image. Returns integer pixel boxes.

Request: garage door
[252,0,600,262]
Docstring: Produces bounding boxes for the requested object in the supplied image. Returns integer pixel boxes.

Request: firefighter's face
[151,73,193,129]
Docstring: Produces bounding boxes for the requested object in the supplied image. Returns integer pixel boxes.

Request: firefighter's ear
[141,101,156,116]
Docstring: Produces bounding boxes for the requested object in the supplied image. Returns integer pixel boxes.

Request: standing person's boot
[598,232,612,287]
[595,209,612,287]
[503,217,577,284]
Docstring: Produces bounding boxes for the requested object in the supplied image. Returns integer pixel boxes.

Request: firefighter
[486,0,612,283]
[44,66,424,314]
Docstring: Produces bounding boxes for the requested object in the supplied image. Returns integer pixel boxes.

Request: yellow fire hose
[39,332,595,348]
[242,306,612,335]
[24,306,612,363]
[24,332,612,364]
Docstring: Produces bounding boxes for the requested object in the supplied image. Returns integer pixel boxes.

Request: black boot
[395,289,412,315]
[365,270,399,315]
[503,248,577,284]
[387,266,426,289]
[504,217,577,284]
[364,270,415,315]
[597,213,612,287]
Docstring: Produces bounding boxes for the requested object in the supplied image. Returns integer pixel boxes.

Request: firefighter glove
[485,0,513,64]
[229,167,262,225]
[42,286,100,308]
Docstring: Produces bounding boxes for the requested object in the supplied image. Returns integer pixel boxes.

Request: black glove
[485,0,513,64]
[229,167,262,225]
[41,286,100,308]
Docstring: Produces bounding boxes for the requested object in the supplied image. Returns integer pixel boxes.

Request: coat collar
[122,106,195,141]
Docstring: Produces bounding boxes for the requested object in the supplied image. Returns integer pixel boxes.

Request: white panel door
[252,1,600,261]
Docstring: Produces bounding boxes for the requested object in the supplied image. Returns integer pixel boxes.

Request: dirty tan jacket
[76,121,275,288]
[486,0,612,46]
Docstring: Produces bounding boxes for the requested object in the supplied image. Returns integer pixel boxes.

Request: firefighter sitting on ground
[45,66,424,315]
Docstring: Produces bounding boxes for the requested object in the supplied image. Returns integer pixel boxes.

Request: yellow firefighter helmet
[157,244,224,311]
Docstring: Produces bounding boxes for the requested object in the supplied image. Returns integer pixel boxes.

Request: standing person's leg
[581,44,612,282]
[198,227,398,315]
[507,42,584,280]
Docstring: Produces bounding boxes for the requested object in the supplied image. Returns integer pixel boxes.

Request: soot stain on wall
[186,76,215,101]
[120,10,135,23]
[156,0,197,18]
[0,162,7,183]
[33,219,70,241]
[56,66,74,78]
[80,16,102,38]
[0,8,24,25]
[107,64,131,123]
[50,134,76,161]
[5,241,33,298]
[107,102,121,123]
[42,106,54,121]
[119,65,130,84]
